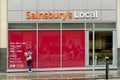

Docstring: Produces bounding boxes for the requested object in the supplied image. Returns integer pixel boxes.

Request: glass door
[86,23,116,66]
[89,31,113,65]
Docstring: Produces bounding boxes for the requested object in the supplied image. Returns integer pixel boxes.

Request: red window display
[8,30,36,69]
[38,30,60,68]
[62,30,85,67]
[8,30,85,70]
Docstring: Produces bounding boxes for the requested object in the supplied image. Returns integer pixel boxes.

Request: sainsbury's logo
[26,11,98,20]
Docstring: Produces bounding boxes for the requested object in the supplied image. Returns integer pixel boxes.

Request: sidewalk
[0,70,120,80]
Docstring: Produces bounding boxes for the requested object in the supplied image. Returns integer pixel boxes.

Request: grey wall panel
[86,0,101,9]
[7,0,116,22]
[117,48,120,68]
[102,0,116,9]
[23,0,37,10]
[102,10,116,21]
[69,0,85,10]
[8,10,116,22]
[55,0,69,10]
[39,0,54,10]
[8,0,22,10]
[8,11,22,21]
[0,48,7,72]
[38,19,62,23]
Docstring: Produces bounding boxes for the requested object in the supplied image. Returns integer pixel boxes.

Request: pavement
[0,69,120,80]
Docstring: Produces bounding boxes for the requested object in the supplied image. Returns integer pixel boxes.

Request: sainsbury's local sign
[26,11,98,20]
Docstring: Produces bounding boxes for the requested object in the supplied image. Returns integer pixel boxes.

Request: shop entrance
[89,31,113,65]
[86,23,117,66]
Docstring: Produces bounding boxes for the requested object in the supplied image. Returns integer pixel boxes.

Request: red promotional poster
[38,30,85,68]
[38,30,60,68]
[62,30,85,67]
[8,30,36,69]
[8,30,85,69]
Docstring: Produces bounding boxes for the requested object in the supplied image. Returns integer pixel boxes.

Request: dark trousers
[27,60,32,71]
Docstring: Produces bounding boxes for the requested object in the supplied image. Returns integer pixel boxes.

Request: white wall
[0,0,7,48]
[117,0,120,48]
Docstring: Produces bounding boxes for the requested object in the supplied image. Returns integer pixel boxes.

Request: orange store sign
[26,11,98,20]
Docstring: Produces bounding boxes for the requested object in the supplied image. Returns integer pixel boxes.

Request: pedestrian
[24,48,32,72]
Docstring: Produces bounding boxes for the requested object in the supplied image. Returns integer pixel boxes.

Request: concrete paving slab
[0,70,120,80]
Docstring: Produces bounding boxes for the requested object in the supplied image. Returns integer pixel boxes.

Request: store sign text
[26,11,98,20]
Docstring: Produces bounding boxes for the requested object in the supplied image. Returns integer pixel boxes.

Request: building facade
[0,0,7,72]
[0,0,120,72]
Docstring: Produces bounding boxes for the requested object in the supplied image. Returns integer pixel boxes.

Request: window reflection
[89,31,113,65]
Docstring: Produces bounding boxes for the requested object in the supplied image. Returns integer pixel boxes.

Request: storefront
[7,0,117,71]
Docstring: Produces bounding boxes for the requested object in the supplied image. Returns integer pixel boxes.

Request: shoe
[28,70,32,73]
[29,71,32,73]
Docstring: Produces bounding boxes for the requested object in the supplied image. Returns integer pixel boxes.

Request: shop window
[88,23,115,65]
[89,31,113,65]
[38,23,60,29]
[62,23,84,29]
[8,23,36,29]
[62,30,85,67]
[95,23,116,29]
[8,30,37,69]
[86,23,93,30]
[38,30,60,68]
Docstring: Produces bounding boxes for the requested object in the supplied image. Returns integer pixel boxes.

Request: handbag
[26,56,32,61]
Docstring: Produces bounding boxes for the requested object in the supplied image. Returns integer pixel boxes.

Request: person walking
[24,48,32,72]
